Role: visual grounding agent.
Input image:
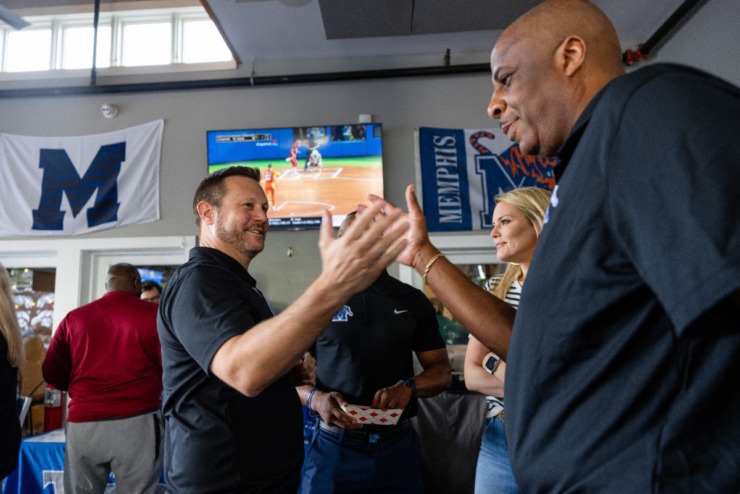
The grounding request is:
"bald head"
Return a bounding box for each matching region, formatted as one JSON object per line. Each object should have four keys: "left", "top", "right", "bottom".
{"left": 505, "top": 0, "right": 623, "bottom": 74}
{"left": 488, "top": 0, "right": 625, "bottom": 156}
{"left": 105, "top": 263, "right": 141, "bottom": 295}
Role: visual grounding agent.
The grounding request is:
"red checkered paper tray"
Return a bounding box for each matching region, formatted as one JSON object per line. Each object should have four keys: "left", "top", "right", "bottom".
{"left": 340, "top": 403, "right": 403, "bottom": 426}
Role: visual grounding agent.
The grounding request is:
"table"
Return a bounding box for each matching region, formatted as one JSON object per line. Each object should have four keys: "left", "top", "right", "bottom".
{"left": 2, "top": 429, "right": 66, "bottom": 494}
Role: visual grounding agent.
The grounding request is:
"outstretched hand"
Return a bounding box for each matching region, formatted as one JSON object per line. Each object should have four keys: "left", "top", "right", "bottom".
{"left": 316, "top": 197, "right": 408, "bottom": 296}
{"left": 368, "top": 184, "right": 438, "bottom": 272}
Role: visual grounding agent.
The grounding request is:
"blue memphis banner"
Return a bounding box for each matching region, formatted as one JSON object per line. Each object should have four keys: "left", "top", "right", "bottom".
{"left": 0, "top": 120, "right": 163, "bottom": 236}
{"left": 418, "top": 127, "right": 557, "bottom": 232}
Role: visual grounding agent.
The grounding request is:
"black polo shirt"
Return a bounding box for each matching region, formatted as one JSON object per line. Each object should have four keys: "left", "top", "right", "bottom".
{"left": 314, "top": 270, "right": 445, "bottom": 420}
{"left": 506, "top": 64, "right": 740, "bottom": 492}
{"left": 158, "top": 247, "right": 303, "bottom": 493}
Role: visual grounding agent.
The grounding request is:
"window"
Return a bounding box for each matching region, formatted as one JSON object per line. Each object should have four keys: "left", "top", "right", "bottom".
{"left": 0, "top": 7, "right": 234, "bottom": 77}
{"left": 4, "top": 28, "right": 52, "bottom": 72}
{"left": 121, "top": 21, "right": 172, "bottom": 67}
{"left": 61, "top": 25, "right": 112, "bottom": 69}
{"left": 182, "top": 19, "right": 232, "bottom": 64}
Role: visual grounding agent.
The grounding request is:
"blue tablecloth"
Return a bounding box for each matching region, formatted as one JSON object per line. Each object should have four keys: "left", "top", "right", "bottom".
{"left": 4, "top": 412, "right": 318, "bottom": 493}
{"left": 3, "top": 427, "right": 168, "bottom": 493}
{"left": 3, "top": 429, "right": 65, "bottom": 494}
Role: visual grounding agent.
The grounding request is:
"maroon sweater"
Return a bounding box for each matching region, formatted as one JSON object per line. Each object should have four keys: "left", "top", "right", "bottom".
{"left": 43, "top": 291, "right": 161, "bottom": 422}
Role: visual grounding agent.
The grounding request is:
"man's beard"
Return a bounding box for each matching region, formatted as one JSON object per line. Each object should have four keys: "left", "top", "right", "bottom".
{"left": 216, "top": 221, "right": 264, "bottom": 260}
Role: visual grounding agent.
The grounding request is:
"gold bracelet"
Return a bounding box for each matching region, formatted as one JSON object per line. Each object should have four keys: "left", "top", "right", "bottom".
{"left": 422, "top": 253, "right": 445, "bottom": 283}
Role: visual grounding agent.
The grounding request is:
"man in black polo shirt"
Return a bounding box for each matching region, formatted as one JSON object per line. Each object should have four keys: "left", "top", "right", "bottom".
{"left": 299, "top": 212, "right": 451, "bottom": 493}
{"left": 394, "top": 0, "right": 740, "bottom": 492}
{"left": 158, "top": 166, "right": 408, "bottom": 493}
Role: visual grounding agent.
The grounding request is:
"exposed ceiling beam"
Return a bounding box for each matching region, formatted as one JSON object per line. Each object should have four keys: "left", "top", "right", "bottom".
{"left": 0, "top": 3, "right": 30, "bottom": 29}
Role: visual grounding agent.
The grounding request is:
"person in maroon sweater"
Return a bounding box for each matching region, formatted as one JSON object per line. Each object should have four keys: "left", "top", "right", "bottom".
{"left": 43, "top": 263, "right": 163, "bottom": 494}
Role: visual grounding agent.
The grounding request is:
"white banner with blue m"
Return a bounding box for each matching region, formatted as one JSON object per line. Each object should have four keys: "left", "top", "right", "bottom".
{"left": 0, "top": 120, "right": 163, "bottom": 236}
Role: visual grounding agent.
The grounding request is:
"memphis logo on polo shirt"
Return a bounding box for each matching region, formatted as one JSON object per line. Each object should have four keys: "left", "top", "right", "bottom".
{"left": 332, "top": 305, "right": 354, "bottom": 322}
{"left": 0, "top": 120, "right": 163, "bottom": 236}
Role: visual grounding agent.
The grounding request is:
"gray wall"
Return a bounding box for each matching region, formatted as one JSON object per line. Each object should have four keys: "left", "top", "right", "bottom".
{"left": 0, "top": 75, "right": 494, "bottom": 310}
{"left": 647, "top": 0, "right": 740, "bottom": 85}
{"left": 0, "top": 0, "right": 737, "bottom": 310}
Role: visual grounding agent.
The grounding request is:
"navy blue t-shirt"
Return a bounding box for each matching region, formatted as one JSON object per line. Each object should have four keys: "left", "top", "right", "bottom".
{"left": 158, "top": 247, "right": 303, "bottom": 493}
{"left": 506, "top": 64, "right": 740, "bottom": 493}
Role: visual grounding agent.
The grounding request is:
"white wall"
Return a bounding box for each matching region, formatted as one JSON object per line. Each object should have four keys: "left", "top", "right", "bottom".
{"left": 0, "top": 0, "right": 737, "bottom": 316}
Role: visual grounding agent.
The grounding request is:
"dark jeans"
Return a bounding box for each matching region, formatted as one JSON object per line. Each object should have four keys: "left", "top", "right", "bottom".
{"left": 301, "top": 421, "right": 424, "bottom": 494}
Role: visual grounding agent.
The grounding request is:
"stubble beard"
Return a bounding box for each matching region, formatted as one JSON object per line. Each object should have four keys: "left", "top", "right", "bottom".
{"left": 216, "top": 222, "right": 264, "bottom": 260}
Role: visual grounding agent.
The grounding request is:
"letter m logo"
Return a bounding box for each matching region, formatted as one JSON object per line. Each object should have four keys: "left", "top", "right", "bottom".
{"left": 32, "top": 142, "right": 126, "bottom": 231}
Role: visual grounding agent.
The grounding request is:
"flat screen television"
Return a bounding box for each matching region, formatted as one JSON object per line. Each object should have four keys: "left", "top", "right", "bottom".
{"left": 206, "top": 123, "right": 384, "bottom": 229}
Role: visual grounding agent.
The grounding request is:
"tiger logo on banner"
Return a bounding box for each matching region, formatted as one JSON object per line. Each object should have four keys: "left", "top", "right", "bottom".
{"left": 417, "top": 127, "right": 556, "bottom": 232}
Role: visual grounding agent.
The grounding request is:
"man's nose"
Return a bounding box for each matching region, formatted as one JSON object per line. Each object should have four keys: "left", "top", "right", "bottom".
{"left": 488, "top": 89, "right": 505, "bottom": 120}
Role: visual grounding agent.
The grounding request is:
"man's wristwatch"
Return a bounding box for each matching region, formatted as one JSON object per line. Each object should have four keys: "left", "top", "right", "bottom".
{"left": 398, "top": 377, "right": 417, "bottom": 397}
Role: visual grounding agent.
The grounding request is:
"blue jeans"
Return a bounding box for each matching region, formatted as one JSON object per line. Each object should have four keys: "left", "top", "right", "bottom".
{"left": 474, "top": 416, "right": 520, "bottom": 494}
{"left": 301, "top": 421, "right": 424, "bottom": 494}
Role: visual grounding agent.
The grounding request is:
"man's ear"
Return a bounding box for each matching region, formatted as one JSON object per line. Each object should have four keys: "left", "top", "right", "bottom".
{"left": 197, "top": 201, "right": 215, "bottom": 226}
{"left": 557, "top": 35, "right": 586, "bottom": 77}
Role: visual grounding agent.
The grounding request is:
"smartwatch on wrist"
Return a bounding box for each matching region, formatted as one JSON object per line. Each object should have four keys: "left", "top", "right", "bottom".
{"left": 483, "top": 352, "right": 501, "bottom": 374}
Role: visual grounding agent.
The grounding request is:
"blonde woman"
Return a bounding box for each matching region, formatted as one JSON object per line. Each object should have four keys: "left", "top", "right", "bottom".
{"left": 0, "top": 263, "right": 24, "bottom": 479}
{"left": 464, "top": 187, "right": 551, "bottom": 494}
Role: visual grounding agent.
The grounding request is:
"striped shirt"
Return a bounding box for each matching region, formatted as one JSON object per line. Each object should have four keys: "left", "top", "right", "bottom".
{"left": 482, "top": 274, "right": 521, "bottom": 418}
{"left": 484, "top": 273, "right": 522, "bottom": 309}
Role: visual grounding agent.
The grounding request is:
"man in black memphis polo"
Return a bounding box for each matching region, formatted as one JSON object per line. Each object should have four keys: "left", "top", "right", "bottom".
{"left": 299, "top": 212, "right": 452, "bottom": 493}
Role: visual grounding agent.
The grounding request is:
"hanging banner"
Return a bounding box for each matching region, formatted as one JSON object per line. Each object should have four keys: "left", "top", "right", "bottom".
{"left": 418, "top": 127, "right": 557, "bottom": 232}
{"left": 0, "top": 120, "right": 163, "bottom": 236}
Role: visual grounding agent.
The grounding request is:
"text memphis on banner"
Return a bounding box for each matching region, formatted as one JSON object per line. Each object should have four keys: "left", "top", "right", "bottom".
{"left": 0, "top": 120, "right": 164, "bottom": 237}
{"left": 418, "top": 127, "right": 557, "bottom": 232}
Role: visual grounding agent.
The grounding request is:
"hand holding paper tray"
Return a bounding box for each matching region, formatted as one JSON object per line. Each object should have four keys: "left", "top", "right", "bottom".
{"left": 340, "top": 403, "right": 403, "bottom": 426}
